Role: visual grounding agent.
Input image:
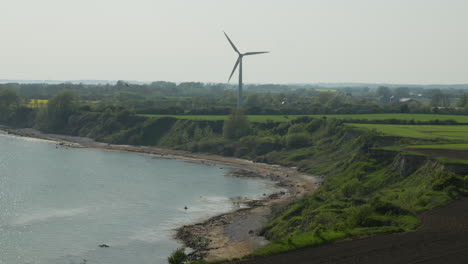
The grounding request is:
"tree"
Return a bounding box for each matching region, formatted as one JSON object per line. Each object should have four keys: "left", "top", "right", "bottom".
{"left": 376, "top": 86, "right": 391, "bottom": 103}
{"left": 0, "top": 87, "right": 22, "bottom": 123}
{"left": 168, "top": 248, "right": 188, "bottom": 264}
{"left": 325, "top": 94, "right": 343, "bottom": 109}
{"left": 393, "top": 87, "right": 410, "bottom": 99}
{"left": 457, "top": 94, "right": 467, "bottom": 107}
{"left": 246, "top": 93, "right": 260, "bottom": 107}
{"left": 38, "top": 90, "right": 78, "bottom": 132}
{"left": 312, "top": 92, "right": 335, "bottom": 105}
{"left": 430, "top": 91, "right": 450, "bottom": 107}
{"left": 400, "top": 104, "right": 410, "bottom": 113}
{"left": 223, "top": 108, "right": 250, "bottom": 140}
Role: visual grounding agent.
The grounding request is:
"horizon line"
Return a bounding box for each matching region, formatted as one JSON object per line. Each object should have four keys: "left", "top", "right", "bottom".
{"left": 1, "top": 79, "right": 468, "bottom": 87}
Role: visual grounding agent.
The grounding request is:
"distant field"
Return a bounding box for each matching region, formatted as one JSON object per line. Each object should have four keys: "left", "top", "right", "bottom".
{"left": 140, "top": 114, "right": 227, "bottom": 121}
{"left": 408, "top": 144, "right": 468, "bottom": 150}
{"left": 349, "top": 124, "right": 468, "bottom": 141}
{"left": 314, "top": 89, "right": 336, "bottom": 92}
{"left": 25, "top": 99, "right": 98, "bottom": 108}
{"left": 139, "top": 114, "right": 468, "bottom": 123}
{"left": 25, "top": 99, "right": 48, "bottom": 108}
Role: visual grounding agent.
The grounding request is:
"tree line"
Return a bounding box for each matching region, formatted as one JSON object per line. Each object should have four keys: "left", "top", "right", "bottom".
{"left": 0, "top": 85, "right": 468, "bottom": 134}
{"left": 1, "top": 82, "right": 467, "bottom": 117}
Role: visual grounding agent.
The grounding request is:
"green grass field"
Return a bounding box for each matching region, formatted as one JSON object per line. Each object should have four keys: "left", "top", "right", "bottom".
{"left": 407, "top": 144, "right": 468, "bottom": 150}
{"left": 349, "top": 124, "right": 468, "bottom": 141}
{"left": 139, "top": 113, "right": 468, "bottom": 123}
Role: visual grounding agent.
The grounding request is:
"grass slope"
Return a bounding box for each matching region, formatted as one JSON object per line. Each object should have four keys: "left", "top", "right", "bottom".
{"left": 251, "top": 145, "right": 468, "bottom": 257}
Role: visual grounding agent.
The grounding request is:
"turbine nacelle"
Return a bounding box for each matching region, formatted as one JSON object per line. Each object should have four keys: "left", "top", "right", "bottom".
{"left": 224, "top": 32, "right": 269, "bottom": 82}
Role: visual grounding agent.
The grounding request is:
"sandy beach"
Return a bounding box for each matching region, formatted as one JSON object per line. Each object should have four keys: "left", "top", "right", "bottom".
{"left": 1, "top": 128, "right": 321, "bottom": 261}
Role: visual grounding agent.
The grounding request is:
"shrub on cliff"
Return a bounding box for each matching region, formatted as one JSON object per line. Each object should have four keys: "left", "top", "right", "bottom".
{"left": 223, "top": 108, "right": 250, "bottom": 140}
{"left": 286, "top": 132, "right": 311, "bottom": 149}
{"left": 168, "top": 247, "right": 188, "bottom": 264}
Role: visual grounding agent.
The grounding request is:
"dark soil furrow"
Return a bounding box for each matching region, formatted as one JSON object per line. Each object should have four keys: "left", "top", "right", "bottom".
{"left": 233, "top": 197, "right": 468, "bottom": 264}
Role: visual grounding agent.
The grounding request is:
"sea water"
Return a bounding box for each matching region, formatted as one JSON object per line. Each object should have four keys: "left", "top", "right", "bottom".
{"left": 0, "top": 133, "right": 277, "bottom": 264}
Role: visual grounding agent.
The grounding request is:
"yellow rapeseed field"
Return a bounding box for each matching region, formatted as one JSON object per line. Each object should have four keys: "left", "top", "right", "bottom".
{"left": 26, "top": 99, "right": 48, "bottom": 108}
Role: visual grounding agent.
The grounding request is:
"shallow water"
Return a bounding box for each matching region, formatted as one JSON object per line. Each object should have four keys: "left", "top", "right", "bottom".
{"left": 0, "top": 133, "right": 278, "bottom": 264}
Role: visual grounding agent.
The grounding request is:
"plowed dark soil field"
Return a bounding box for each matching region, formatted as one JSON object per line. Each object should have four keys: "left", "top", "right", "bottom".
{"left": 233, "top": 197, "right": 468, "bottom": 264}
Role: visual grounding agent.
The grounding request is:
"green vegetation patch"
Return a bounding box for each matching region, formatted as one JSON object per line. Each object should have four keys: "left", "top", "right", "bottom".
{"left": 139, "top": 114, "right": 228, "bottom": 121}
{"left": 138, "top": 114, "right": 468, "bottom": 123}
{"left": 252, "top": 149, "right": 468, "bottom": 257}
{"left": 349, "top": 124, "right": 468, "bottom": 141}
{"left": 409, "top": 144, "right": 468, "bottom": 150}
{"left": 435, "top": 157, "right": 468, "bottom": 165}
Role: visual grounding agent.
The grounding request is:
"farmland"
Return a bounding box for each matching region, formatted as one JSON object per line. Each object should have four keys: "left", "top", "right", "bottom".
{"left": 349, "top": 123, "right": 468, "bottom": 162}
{"left": 408, "top": 143, "right": 468, "bottom": 150}
{"left": 25, "top": 99, "right": 48, "bottom": 108}
{"left": 349, "top": 123, "right": 468, "bottom": 141}
{"left": 24, "top": 99, "right": 98, "bottom": 109}
{"left": 139, "top": 113, "right": 468, "bottom": 123}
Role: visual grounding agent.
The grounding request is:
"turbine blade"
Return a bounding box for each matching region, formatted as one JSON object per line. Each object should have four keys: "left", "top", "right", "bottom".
{"left": 244, "top": 51, "right": 269, "bottom": 56}
{"left": 224, "top": 32, "right": 240, "bottom": 54}
{"left": 228, "top": 57, "right": 240, "bottom": 82}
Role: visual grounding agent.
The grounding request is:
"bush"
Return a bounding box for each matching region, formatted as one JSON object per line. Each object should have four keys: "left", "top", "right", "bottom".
{"left": 371, "top": 198, "right": 411, "bottom": 215}
{"left": 286, "top": 132, "right": 311, "bottom": 149}
{"left": 341, "top": 179, "right": 364, "bottom": 198}
{"left": 305, "top": 119, "right": 324, "bottom": 133}
{"left": 432, "top": 172, "right": 464, "bottom": 192}
{"left": 287, "top": 124, "right": 305, "bottom": 134}
{"left": 168, "top": 247, "right": 188, "bottom": 264}
{"left": 239, "top": 135, "right": 282, "bottom": 156}
{"left": 223, "top": 109, "right": 250, "bottom": 140}
{"left": 347, "top": 204, "right": 375, "bottom": 227}
{"left": 193, "top": 137, "right": 227, "bottom": 153}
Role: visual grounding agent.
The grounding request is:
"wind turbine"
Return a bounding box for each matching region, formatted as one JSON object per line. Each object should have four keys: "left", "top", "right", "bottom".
{"left": 224, "top": 32, "right": 269, "bottom": 107}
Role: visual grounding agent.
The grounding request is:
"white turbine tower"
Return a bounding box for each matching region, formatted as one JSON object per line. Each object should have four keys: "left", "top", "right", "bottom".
{"left": 224, "top": 32, "right": 269, "bottom": 108}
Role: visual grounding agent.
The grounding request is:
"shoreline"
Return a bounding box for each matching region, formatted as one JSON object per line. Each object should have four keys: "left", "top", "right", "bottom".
{"left": 1, "top": 128, "right": 321, "bottom": 261}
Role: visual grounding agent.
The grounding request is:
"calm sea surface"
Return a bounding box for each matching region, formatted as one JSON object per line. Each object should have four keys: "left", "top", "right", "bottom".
{"left": 0, "top": 133, "right": 277, "bottom": 264}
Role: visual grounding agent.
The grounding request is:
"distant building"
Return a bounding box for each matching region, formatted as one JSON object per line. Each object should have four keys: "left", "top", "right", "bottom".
{"left": 399, "top": 98, "right": 419, "bottom": 103}
{"left": 431, "top": 106, "right": 465, "bottom": 112}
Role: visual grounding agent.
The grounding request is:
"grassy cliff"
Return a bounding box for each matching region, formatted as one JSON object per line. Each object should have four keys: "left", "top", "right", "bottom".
{"left": 250, "top": 138, "right": 468, "bottom": 256}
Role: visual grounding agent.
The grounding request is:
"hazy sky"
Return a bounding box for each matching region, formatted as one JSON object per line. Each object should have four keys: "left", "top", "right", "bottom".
{"left": 1, "top": 0, "right": 467, "bottom": 84}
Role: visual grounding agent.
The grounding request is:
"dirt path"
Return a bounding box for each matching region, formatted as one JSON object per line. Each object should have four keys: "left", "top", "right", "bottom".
{"left": 1, "top": 128, "right": 321, "bottom": 261}
{"left": 231, "top": 197, "right": 468, "bottom": 264}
